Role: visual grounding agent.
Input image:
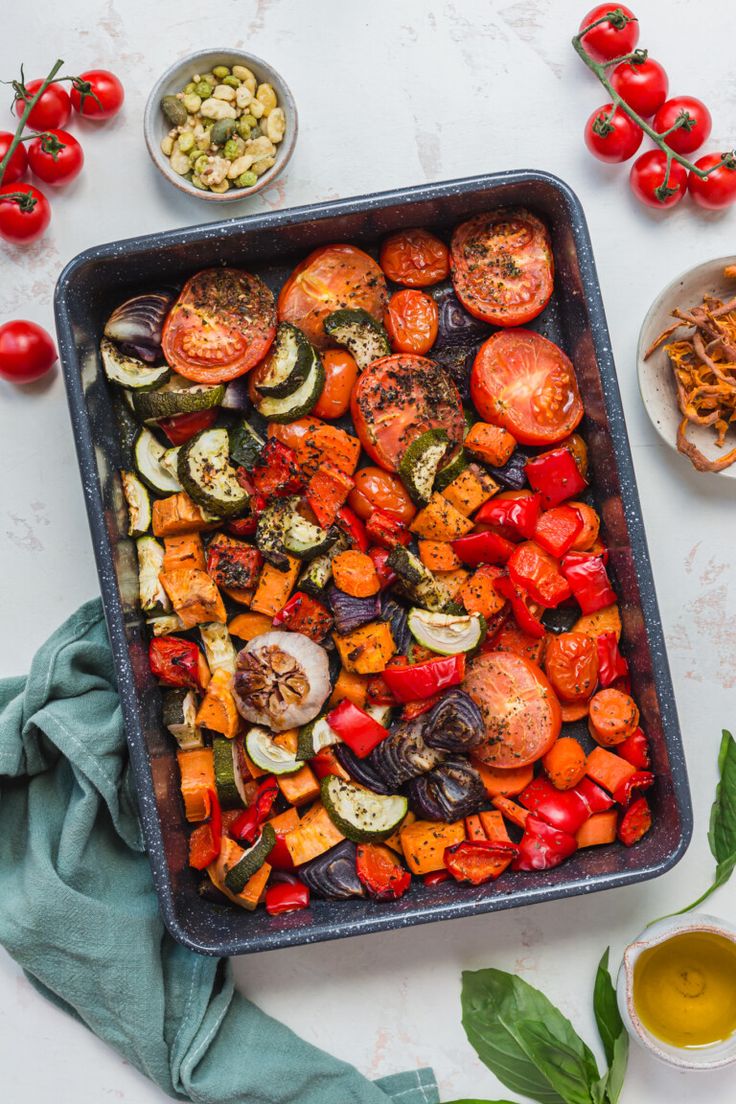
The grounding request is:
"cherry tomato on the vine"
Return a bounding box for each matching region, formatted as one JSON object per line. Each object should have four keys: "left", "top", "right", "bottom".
{"left": 27, "top": 129, "right": 84, "bottom": 186}
{"left": 0, "top": 320, "right": 57, "bottom": 384}
{"left": 584, "top": 103, "right": 642, "bottom": 163}
{"left": 14, "top": 79, "right": 71, "bottom": 130}
{"left": 70, "top": 70, "right": 125, "bottom": 120}
{"left": 384, "top": 289, "right": 439, "bottom": 355}
{"left": 629, "top": 150, "right": 688, "bottom": 209}
{"left": 653, "top": 96, "right": 711, "bottom": 156}
{"left": 0, "top": 183, "right": 51, "bottom": 243}
{"left": 0, "top": 132, "right": 28, "bottom": 184}
{"left": 688, "top": 154, "right": 736, "bottom": 211}
{"left": 610, "top": 57, "right": 668, "bottom": 118}
{"left": 313, "top": 349, "right": 359, "bottom": 419}
{"left": 578, "top": 4, "right": 639, "bottom": 62}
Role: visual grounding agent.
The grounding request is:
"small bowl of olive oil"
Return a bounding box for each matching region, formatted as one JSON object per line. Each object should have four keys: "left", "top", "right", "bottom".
{"left": 617, "top": 915, "right": 736, "bottom": 1069}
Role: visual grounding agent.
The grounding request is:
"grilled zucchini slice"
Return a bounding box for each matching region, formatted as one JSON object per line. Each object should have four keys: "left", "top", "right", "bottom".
{"left": 134, "top": 428, "right": 183, "bottom": 494}
{"left": 323, "top": 308, "right": 390, "bottom": 370}
{"left": 100, "top": 337, "right": 171, "bottom": 391}
{"left": 120, "top": 470, "right": 151, "bottom": 536}
{"left": 250, "top": 349, "right": 324, "bottom": 423}
{"left": 254, "top": 322, "right": 317, "bottom": 398}
{"left": 178, "top": 428, "right": 248, "bottom": 517}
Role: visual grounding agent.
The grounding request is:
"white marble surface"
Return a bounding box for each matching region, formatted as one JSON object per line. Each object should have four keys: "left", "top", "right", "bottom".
{"left": 1, "top": 1, "right": 735, "bottom": 1101}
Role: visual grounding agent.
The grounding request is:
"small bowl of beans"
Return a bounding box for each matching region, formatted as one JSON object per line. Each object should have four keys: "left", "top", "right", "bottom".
{"left": 144, "top": 48, "right": 298, "bottom": 202}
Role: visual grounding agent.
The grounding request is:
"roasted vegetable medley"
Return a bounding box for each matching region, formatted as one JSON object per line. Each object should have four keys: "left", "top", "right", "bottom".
{"left": 107, "top": 207, "right": 654, "bottom": 915}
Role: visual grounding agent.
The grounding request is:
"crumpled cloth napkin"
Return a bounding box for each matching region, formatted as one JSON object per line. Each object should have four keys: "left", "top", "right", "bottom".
{"left": 0, "top": 598, "right": 439, "bottom": 1104}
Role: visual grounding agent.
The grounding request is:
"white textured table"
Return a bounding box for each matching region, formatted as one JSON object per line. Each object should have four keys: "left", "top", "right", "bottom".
{"left": 2, "top": 2, "right": 735, "bottom": 1100}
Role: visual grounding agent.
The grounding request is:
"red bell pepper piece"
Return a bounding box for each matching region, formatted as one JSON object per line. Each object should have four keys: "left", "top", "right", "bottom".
{"left": 507, "top": 541, "right": 572, "bottom": 608}
{"left": 310, "top": 746, "right": 346, "bottom": 780}
{"left": 306, "top": 463, "right": 354, "bottom": 529}
{"left": 148, "top": 636, "right": 203, "bottom": 690}
{"left": 231, "top": 777, "right": 279, "bottom": 844}
{"left": 519, "top": 778, "right": 590, "bottom": 834}
{"left": 251, "top": 439, "right": 304, "bottom": 498}
{"left": 533, "top": 505, "right": 584, "bottom": 558}
{"left": 475, "top": 493, "right": 542, "bottom": 540}
{"left": 326, "top": 699, "right": 389, "bottom": 758}
{"left": 451, "top": 529, "right": 515, "bottom": 566}
{"left": 492, "top": 574, "right": 546, "bottom": 638}
{"left": 423, "top": 870, "right": 450, "bottom": 886}
{"left": 366, "top": 672, "right": 398, "bottom": 706}
{"left": 381, "top": 653, "right": 466, "bottom": 703}
{"left": 524, "top": 448, "right": 587, "bottom": 508}
{"left": 617, "top": 727, "right": 650, "bottom": 770}
{"left": 336, "top": 505, "right": 369, "bottom": 552}
{"left": 596, "top": 631, "right": 629, "bottom": 687}
{"left": 365, "top": 509, "right": 411, "bottom": 549}
{"left": 206, "top": 538, "right": 262, "bottom": 592}
{"left": 356, "top": 843, "right": 411, "bottom": 901}
{"left": 614, "top": 769, "right": 654, "bottom": 807}
{"left": 574, "top": 776, "right": 615, "bottom": 814}
{"left": 272, "top": 591, "right": 333, "bottom": 642}
{"left": 402, "top": 694, "right": 442, "bottom": 720}
{"left": 512, "top": 814, "right": 578, "bottom": 871}
{"left": 444, "top": 839, "right": 519, "bottom": 885}
{"left": 266, "top": 833, "right": 295, "bottom": 872}
{"left": 265, "top": 881, "right": 310, "bottom": 915}
{"left": 159, "top": 408, "right": 219, "bottom": 445}
{"left": 368, "top": 546, "right": 397, "bottom": 588}
{"left": 617, "top": 796, "right": 652, "bottom": 846}
{"left": 561, "top": 550, "right": 617, "bottom": 614}
{"left": 188, "top": 789, "right": 222, "bottom": 869}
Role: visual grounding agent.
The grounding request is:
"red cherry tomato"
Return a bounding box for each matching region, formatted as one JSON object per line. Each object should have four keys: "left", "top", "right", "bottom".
{"left": 379, "top": 228, "right": 450, "bottom": 287}
{"left": 0, "top": 183, "right": 51, "bottom": 243}
{"left": 0, "top": 132, "right": 28, "bottom": 184}
{"left": 0, "top": 320, "right": 57, "bottom": 384}
{"left": 653, "top": 96, "right": 711, "bottom": 156}
{"left": 312, "top": 349, "right": 358, "bottom": 419}
{"left": 610, "top": 57, "right": 668, "bottom": 118}
{"left": 629, "top": 150, "right": 688, "bottom": 209}
{"left": 688, "top": 154, "right": 736, "bottom": 211}
{"left": 27, "top": 129, "right": 84, "bottom": 186}
{"left": 348, "top": 466, "right": 416, "bottom": 524}
{"left": 14, "top": 79, "right": 71, "bottom": 130}
{"left": 384, "top": 289, "right": 439, "bottom": 354}
{"left": 70, "top": 70, "right": 125, "bottom": 120}
{"left": 578, "top": 4, "right": 639, "bottom": 62}
{"left": 584, "top": 103, "right": 642, "bottom": 163}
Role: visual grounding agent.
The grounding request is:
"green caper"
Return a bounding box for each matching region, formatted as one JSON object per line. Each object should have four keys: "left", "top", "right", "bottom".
{"left": 211, "top": 118, "right": 236, "bottom": 146}
{"left": 222, "top": 74, "right": 241, "bottom": 89}
{"left": 193, "top": 155, "right": 210, "bottom": 175}
{"left": 194, "top": 80, "right": 213, "bottom": 99}
{"left": 223, "top": 138, "right": 241, "bottom": 160}
{"left": 235, "top": 170, "right": 258, "bottom": 188}
{"left": 237, "top": 119, "right": 252, "bottom": 140}
{"left": 212, "top": 65, "right": 230, "bottom": 79}
{"left": 161, "top": 94, "right": 188, "bottom": 127}
{"left": 183, "top": 82, "right": 196, "bottom": 94}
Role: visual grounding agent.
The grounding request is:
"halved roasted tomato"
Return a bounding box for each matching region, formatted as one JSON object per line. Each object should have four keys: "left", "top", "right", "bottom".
{"left": 450, "top": 208, "right": 553, "bottom": 326}
{"left": 470, "top": 329, "right": 584, "bottom": 446}
{"left": 277, "top": 243, "right": 388, "bottom": 348}
{"left": 162, "top": 268, "right": 276, "bottom": 383}
{"left": 351, "top": 354, "right": 465, "bottom": 471}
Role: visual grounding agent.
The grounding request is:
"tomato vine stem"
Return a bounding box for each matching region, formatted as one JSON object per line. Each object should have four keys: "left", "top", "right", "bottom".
{"left": 0, "top": 59, "right": 65, "bottom": 189}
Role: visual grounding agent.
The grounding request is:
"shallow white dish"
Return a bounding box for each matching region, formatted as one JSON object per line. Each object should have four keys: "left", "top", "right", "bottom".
{"left": 637, "top": 256, "right": 736, "bottom": 479}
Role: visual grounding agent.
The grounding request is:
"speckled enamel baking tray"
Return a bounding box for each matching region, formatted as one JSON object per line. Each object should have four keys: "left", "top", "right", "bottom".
{"left": 54, "top": 172, "right": 693, "bottom": 956}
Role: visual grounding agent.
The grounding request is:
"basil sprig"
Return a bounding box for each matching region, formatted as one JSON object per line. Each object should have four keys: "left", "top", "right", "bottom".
{"left": 445, "top": 950, "right": 627, "bottom": 1104}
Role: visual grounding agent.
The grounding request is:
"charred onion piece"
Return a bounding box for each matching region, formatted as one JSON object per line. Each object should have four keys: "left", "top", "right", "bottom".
{"left": 408, "top": 757, "right": 485, "bottom": 822}
{"left": 233, "top": 630, "right": 331, "bottom": 731}
{"left": 104, "top": 291, "right": 174, "bottom": 361}
{"left": 423, "top": 689, "right": 485, "bottom": 753}
{"left": 299, "top": 840, "right": 365, "bottom": 899}
{"left": 370, "top": 717, "right": 446, "bottom": 788}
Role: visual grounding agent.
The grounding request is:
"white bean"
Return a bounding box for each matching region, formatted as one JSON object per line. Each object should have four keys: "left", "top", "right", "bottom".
{"left": 169, "top": 142, "right": 191, "bottom": 175}
{"left": 252, "top": 155, "right": 276, "bottom": 176}
{"left": 200, "top": 98, "right": 237, "bottom": 121}
{"left": 213, "top": 84, "right": 236, "bottom": 102}
{"left": 265, "top": 108, "right": 285, "bottom": 144}
{"left": 228, "top": 153, "right": 255, "bottom": 179}
{"left": 160, "top": 134, "right": 174, "bottom": 156}
{"left": 235, "top": 84, "right": 253, "bottom": 110}
{"left": 256, "top": 83, "right": 277, "bottom": 116}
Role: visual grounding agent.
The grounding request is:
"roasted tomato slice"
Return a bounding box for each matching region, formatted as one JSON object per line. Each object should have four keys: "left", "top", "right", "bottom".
{"left": 351, "top": 354, "right": 465, "bottom": 471}
{"left": 471, "top": 329, "right": 584, "bottom": 446}
{"left": 450, "top": 208, "right": 553, "bottom": 326}
{"left": 277, "top": 243, "right": 388, "bottom": 348}
{"left": 464, "top": 651, "right": 561, "bottom": 768}
{"left": 162, "top": 268, "right": 276, "bottom": 383}
{"left": 379, "top": 228, "right": 450, "bottom": 287}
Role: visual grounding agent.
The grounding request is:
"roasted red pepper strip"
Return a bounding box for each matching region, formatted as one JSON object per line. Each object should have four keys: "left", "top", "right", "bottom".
{"left": 507, "top": 542, "right": 572, "bottom": 608}
{"left": 365, "top": 509, "right": 411, "bottom": 549}
{"left": 366, "top": 672, "right": 398, "bottom": 706}
{"left": 475, "top": 493, "right": 542, "bottom": 540}
{"left": 206, "top": 538, "right": 262, "bottom": 592}
{"left": 519, "top": 778, "right": 590, "bottom": 834}
{"left": 444, "top": 839, "right": 519, "bottom": 885}
{"left": 533, "top": 505, "right": 584, "bottom": 558}
{"left": 423, "top": 870, "right": 450, "bottom": 886}
{"left": 159, "top": 408, "right": 219, "bottom": 445}
{"left": 310, "top": 746, "right": 346, "bottom": 780}
{"left": 618, "top": 797, "right": 652, "bottom": 846}
{"left": 336, "top": 505, "right": 369, "bottom": 551}
{"left": 356, "top": 843, "right": 411, "bottom": 900}
{"left": 492, "top": 574, "right": 546, "bottom": 638}
{"left": 149, "top": 636, "right": 202, "bottom": 690}
{"left": 382, "top": 653, "right": 466, "bottom": 703}
{"left": 596, "top": 631, "right": 629, "bottom": 687}
{"left": 326, "top": 699, "right": 389, "bottom": 758}
{"left": 251, "top": 439, "right": 304, "bottom": 498}
{"left": 265, "top": 881, "right": 310, "bottom": 915}
{"left": 451, "top": 529, "right": 515, "bottom": 566}
{"left": 617, "top": 727, "right": 650, "bottom": 770}
{"left": 231, "top": 777, "right": 279, "bottom": 844}
{"left": 272, "top": 590, "right": 333, "bottom": 642}
{"left": 614, "top": 770, "right": 654, "bottom": 807}
{"left": 574, "top": 776, "right": 615, "bottom": 814}
{"left": 402, "top": 694, "right": 442, "bottom": 720}
{"left": 368, "top": 545, "right": 397, "bottom": 588}
{"left": 525, "top": 448, "right": 587, "bottom": 508}
{"left": 561, "top": 550, "right": 617, "bottom": 614}
{"left": 512, "top": 814, "right": 578, "bottom": 871}
{"left": 188, "top": 789, "right": 222, "bottom": 869}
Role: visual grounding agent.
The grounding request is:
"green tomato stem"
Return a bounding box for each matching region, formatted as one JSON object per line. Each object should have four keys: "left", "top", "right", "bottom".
{"left": 0, "top": 58, "right": 64, "bottom": 187}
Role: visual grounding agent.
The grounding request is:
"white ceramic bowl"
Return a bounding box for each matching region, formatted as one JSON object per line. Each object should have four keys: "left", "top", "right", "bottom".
{"left": 143, "top": 48, "right": 298, "bottom": 203}
{"left": 637, "top": 256, "right": 736, "bottom": 479}
{"left": 617, "top": 913, "right": 736, "bottom": 1070}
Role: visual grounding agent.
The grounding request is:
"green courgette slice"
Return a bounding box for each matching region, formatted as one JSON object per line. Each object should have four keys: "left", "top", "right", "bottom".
{"left": 407, "top": 608, "right": 485, "bottom": 655}
{"left": 433, "top": 447, "right": 468, "bottom": 492}
{"left": 132, "top": 378, "right": 225, "bottom": 423}
{"left": 323, "top": 308, "right": 391, "bottom": 370}
{"left": 387, "top": 546, "right": 451, "bottom": 612}
{"left": 224, "top": 824, "right": 276, "bottom": 894}
{"left": 120, "top": 470, "right": 152, "bottom": 536}
{"left": 100, "top": 337, "right": 171, "bottom": 391}
{"left": 321, "top": 776, "right": 408, "bottom": 843}
{"left": 228, "top": 420, "right": 265, "bottom": 470}
{"left": 213, "top": 735, "right": 250, "bottom": 808}
{"left": 134, "top": 428, "right": 183, "bottom": 494}
{"left": 254, "top": 322, "right": 317, "bottom": 398}
{"left": 178, "top": 427, "right": 248, "bottom": 517}
{"left": 251, "top": 350, "right": 324, "bottom": 423}
{"left": 245, "top": 726, "right": 305, "bottom": 776}
{"left": 146, "top": 613, "right": 185, "bottom": 636}
{"left": 297, "top": 714, "right": 340, "bottom": 760}
{"left": 398, "top": 429, "right": 449, "bottom": 506}
{"left": 162, "top": 689, "right": 202, "bottom": 750}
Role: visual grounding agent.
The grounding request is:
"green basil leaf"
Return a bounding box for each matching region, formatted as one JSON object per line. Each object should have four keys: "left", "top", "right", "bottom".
{"left": 604, "top": 1030, "right": 629, "bottom": 1104}
{"left": 514, "top": 1019, "right": 600, "bottom": 1104}
{"left": 461, "top": 969, "right": 601, "bottom": 1104}
{"left": 593, "top": 949, "right": 623, "bottom": 1067}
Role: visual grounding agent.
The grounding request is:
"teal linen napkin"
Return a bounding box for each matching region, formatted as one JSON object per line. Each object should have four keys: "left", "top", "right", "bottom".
{"left": 0, "top": 599, "right": 439, "bottom": 1104}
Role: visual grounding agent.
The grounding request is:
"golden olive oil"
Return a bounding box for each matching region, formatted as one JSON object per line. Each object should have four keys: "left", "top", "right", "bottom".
{"left": 633, "top": 931, "right": 736, "bottom": 1048}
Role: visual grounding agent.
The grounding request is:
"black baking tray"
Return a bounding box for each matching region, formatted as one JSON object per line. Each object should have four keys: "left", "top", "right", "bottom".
{"left": 54, "top": 171, "right": 692, "bottom": 956}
